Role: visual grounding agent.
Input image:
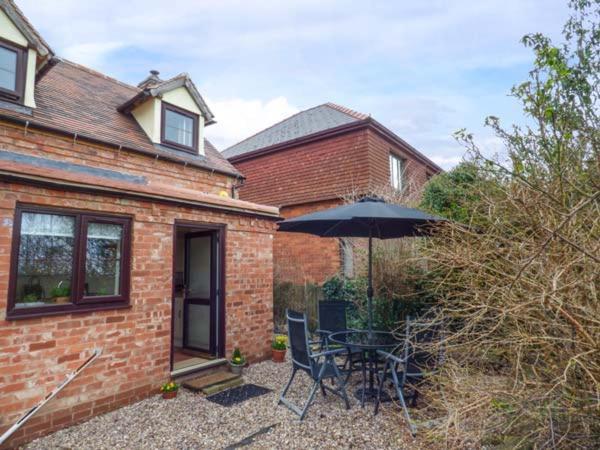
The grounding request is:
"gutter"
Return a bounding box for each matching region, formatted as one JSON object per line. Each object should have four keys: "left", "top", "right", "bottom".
{"left": 0, "top": 114, "right": 243, "bottom": 180}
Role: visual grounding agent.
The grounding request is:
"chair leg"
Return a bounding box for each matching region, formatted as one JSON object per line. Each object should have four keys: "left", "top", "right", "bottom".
{"left": 299, "top": 380, "right": 320, "bottom": 420}
{"left": 411, "top": 384, "right": 419, "bottom": 407}
{"left": 360, "top": 352, "right": 367, "bottom": 407}
{"left": 279, "top": 367, "right": 297, "bottom": 405}
{"left": 391, "top": 369, "right": 416, "bottom": 436}
{"left": 331, "top": 356, "right": 350, "bottom": 410}
{"left": 374, "top": 360, "right": 389, "bottom": 415}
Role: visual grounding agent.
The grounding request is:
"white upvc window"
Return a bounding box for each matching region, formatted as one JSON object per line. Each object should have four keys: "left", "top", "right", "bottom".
{"left": 389, "top": 153, "right": 405, "bottom": 191}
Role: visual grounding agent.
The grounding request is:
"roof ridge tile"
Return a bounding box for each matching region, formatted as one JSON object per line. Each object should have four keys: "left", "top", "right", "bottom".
{"left": 324, "top": 102, "right": 369, "bottom": 120}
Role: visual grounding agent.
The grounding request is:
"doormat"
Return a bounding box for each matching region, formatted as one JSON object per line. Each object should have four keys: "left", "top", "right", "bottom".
{"left": 206, "top": 383, "right": 271, "bottom": 407}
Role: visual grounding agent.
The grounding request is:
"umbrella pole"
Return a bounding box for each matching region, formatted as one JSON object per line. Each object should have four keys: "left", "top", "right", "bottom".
{"left": 367, "top": 230, "right": 373, "bottom": 337}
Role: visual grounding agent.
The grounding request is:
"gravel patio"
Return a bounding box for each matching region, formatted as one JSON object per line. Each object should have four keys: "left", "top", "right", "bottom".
{"left": 26, "top": 358, "right": 425, "bottom": 449}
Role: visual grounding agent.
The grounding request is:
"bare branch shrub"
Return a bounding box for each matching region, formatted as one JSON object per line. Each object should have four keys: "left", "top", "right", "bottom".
{"left": 421, "top": 1, "right": 600, "bottom": 447}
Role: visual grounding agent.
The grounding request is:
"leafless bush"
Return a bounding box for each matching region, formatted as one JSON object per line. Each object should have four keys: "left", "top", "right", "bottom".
{"left": 420, "top": 2, "right": 600, "bottom": 444}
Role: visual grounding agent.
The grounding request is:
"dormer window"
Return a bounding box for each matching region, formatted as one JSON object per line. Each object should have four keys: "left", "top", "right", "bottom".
{"left": 161, "top": 102, "right": 199, "bottom": 154}
{"left": 0, "top": 39, "right": 26, "bottom": 103}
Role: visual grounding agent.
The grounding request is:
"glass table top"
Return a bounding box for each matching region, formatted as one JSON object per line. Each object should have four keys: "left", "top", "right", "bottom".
{"left": 328, "top": 330, "right": 399, "bottom": 349}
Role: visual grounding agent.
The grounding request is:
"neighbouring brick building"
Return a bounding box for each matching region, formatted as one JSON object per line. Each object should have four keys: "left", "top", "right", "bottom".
{"left": 223, "top": 103, "right": 443, "bottom": 286}
{"left": 0, "top": 1, "right": 278, "bottom": 447}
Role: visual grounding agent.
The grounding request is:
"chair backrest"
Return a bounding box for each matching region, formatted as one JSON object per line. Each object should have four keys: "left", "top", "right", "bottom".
{"left": 404, "top": 315, "right": 445, "bottom": 374}
{"left": 318, "top": 301, "right": 348, "bottom": 334}
{"left": 286, "top": 309, "right": 312, "bottom": 371}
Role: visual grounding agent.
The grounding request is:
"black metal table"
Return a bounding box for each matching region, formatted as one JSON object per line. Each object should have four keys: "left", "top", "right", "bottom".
{"left": 328, "top": 330, "right": 399, "bottom": 406}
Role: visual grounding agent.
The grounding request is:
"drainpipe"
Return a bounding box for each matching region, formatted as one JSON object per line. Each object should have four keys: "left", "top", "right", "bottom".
{"left": 231, "top": 176, "right": 244, "bottom": 199}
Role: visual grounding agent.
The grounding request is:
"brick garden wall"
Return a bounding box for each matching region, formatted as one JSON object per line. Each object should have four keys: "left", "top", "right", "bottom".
{"left": 0, "top": 123, "right": 276, "bottom": 448}
{"left": 274, "top": 199, "right": 343, "bottom": 285}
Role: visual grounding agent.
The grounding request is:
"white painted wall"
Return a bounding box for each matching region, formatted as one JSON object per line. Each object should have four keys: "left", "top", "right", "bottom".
{"left": 132, "top": 97, "right": 161, "bottom": 142}
{"left": 0, "top": 9, "right": 27, "bottom": 46}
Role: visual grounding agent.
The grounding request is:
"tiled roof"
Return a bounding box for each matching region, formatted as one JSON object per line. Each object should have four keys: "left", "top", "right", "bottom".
{"left": 222, "top": 103, "right": 369, "bottom": 159}
{"left": 0, "top": 59, "right": 239, "bottom": 177}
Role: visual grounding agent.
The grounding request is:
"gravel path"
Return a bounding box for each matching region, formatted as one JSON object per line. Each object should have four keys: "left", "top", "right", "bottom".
{"left": 26, "top": 358, "right": 424, "bottom": 449}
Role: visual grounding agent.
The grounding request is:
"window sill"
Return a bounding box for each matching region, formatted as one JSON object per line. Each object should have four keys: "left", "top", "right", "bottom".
{"left": 159, "top": 140, "right": 199, "bottom": 155}
{"left": 5, "top": 302, "right": 131, "bottom": 321}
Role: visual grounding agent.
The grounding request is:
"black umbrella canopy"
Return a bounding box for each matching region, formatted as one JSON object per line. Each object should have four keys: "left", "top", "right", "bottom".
{"left": 278, "top": 196, "right": 445, "bottom": 337}
{"left": 277, "top": 197, "right": 445, "bottom": 238}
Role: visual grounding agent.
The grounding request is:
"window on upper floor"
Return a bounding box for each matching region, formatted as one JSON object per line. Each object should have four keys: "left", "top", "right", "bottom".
{"left": 0, "top": 39, "right": 26, "bottom": 104}
{"left": 389, "top": 153, "right": 405, "bottom": 191}
{"left": 6, "top": 205, "right": 132, "bottom": 319}
{"left": 161, "top": 102, "right": 199, "bottom": 153}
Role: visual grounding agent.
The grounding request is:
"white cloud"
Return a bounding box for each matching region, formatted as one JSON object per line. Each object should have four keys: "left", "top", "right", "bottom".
{"left": 204, "top": 97, "right": 299, "bottom": 150}
{"left": 430, "top": 155, "right": 464, "bottom": 170}
{"left": 15, "top": 0, "right": 569, "bottom": 169}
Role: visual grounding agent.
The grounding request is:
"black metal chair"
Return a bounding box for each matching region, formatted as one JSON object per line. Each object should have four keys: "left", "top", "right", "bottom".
{"left": 374, "top": 315, "right": 445, "bottom": 436}
{"left": 279, "top": 309, "right": 351, "bottom": 420}
{"left": 315, "top": 301, "right": 363, "bottom": 379}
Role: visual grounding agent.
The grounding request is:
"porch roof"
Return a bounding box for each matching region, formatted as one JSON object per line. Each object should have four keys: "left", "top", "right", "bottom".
{"left": 0, "top": 152, "right": 280, "bottom": 219}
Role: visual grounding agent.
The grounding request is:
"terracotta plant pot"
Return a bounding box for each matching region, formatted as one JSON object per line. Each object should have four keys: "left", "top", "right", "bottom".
{"left": 162, "top": 390, "right": 178, "bottom": 400}
{"left": 54, "top": 296, "right": 70, "bottom": 304}
{"left": 272, "top": 348, "right": 286, "bottom": 363}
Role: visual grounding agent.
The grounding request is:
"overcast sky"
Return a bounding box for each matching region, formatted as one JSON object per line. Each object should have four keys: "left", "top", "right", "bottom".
{"left": 18, "top": 0, "right": 570, "bottom": 169}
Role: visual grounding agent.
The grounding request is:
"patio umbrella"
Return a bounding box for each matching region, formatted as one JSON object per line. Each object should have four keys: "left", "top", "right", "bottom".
{"left": 277, "top": 196, "right": 445, "bottom": 336}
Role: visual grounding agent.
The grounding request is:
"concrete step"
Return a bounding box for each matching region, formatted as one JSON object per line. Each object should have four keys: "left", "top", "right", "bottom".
{"left": 202, "top": 376, "right": 244, "bottom": 396}
{"left": 182, "top": 371, "right": 240, "bottom": 392}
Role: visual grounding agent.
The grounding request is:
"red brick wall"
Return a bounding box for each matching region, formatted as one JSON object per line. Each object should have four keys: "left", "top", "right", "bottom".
{"left": 0, "top": 121, "right": 233, "bottom": 196}
{"left": 233, "top": 129, "right": 370, "bottom": 207}
{"left": 366, "top": 128, "right": 434, "bottom": 195}
{"left": 274, "top": 199, "right": 343, "bottom": 285}
{"left": 231, "top": 125, "right": 440, "bottom": 287}
{"left": 0, "top": 125, "right": 275, "bottom": 447}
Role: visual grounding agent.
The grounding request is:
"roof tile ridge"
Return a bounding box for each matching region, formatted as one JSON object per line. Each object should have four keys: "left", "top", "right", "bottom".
{"left": 324, "top": 102, "right": 369, "bottom": 120}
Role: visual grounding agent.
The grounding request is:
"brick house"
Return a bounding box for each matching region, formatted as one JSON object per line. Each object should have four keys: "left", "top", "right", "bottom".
{"left": 223, "top": 103, "right": 442, "bottom": 286}
{"left": 0, "top": 1, "right": 278, "bottom": 446}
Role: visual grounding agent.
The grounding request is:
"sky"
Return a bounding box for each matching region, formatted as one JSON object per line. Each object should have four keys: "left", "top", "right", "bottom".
{"left": 17, "top": 0, "right": 570, "bottom": 170}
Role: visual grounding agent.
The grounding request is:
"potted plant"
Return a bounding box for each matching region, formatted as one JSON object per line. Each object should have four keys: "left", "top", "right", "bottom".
{"left": 21, "top": 293, "right": 44, "bottom": 305}
{"left": 159, "top": 381, "right": 179, "bottom": 399}
{"left": 229, "top": 347, "right": 246, "bottom": 375}
{"left": 50, "top": 284, "right": 71, "bottom": 304}
{"left": 272, "top": 335, "right": 287, "bottom": 363}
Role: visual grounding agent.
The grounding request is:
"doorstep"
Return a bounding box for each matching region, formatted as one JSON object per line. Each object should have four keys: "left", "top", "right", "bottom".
{"left": 170, "top": 357, "right": 228, "bottom": 378}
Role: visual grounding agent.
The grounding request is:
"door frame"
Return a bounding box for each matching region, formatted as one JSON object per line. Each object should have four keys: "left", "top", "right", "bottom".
{"left": 170, "top": 220, "right": 226, "bottom": 371}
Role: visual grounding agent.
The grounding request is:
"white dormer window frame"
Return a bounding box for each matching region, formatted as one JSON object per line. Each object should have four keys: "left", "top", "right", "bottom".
{"left": 160, "top": 101, "right": 200, "bottom": 154}
{"left": 0, "top": 37, "right": 27, "bottom": 104}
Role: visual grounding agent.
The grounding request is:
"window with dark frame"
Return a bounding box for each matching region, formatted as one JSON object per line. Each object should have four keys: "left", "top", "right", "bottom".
{"left": 7, "top": 206, "right": 131, "bottom": 319}
{"left": 0, "top": 39, "right": 26, "bottom": 104}
{"left": 160, "top": 102, "right": 199, "bottom": 153}
{"left": 389, "top": 153, "right": 405, "bottom": 191}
